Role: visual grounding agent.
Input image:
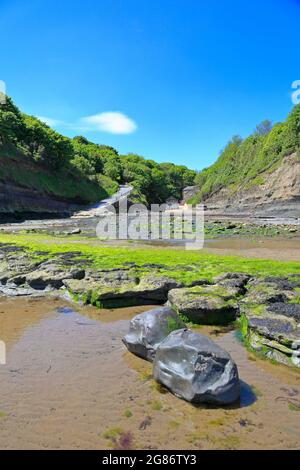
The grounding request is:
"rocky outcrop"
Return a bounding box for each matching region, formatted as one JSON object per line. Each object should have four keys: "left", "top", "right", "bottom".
{"left": 240, "top": 302, "right": 300, "bottom": 368}
{"left": 122, "top": 306, "right": 185, "bottom": 361}
{"left": 182, "top": 186, "right": 199, "bottom": 202}
{"left": 1, "top": 243, "right": 300, "bottom": 369}
{"left": 0, "top": 246, "right": 90, "bottom": 296}
{"left": 240, "top": 278, "right": 298, "bottom": 305}
{"left": 239, "top": 276, "right": 300, "bottom": 367}
{"left": 64, "top": 274, "right": 182, "bottom": 308}
{"left": 0, "top": 181, "right": 83, "bottom": 217}
{"left": 202, "top": 154, "right": 300, "bottom": 218}
{"left": 168, "top": 284, "right": 240, "bottom": 325}
{"left": 153, "top": 329, "right": 240, "bottom": 405}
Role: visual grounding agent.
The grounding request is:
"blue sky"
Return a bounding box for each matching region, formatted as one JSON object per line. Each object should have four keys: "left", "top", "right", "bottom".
{"left": 0, "top": 0, "right": 299, "bottom": 170}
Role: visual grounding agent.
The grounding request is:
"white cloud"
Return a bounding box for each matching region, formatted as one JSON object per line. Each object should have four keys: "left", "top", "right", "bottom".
{"left": 37, "top": 116, "right": 63, "bottom": 127}
{"left": 80, "top": 112, "right": 137, "bottom": 134}
{"left": 35, "top": 111, "right": 138, "bottom": 135}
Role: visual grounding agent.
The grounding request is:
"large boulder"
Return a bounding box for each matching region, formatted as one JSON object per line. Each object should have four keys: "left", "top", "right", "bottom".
{"left": 153, "top": 329, "right": 240, "bottom": 405}
{"left": 168, "top": 284, "right": 239, "bottom": 325}
{"left": 122, "top": 306, "right": 186, "bottom": 361}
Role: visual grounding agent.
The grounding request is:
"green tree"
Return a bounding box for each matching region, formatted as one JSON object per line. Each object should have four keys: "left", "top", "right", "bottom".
{"left": 255, "top": 119, "right": 273, "bottom": 136}
{"left": 0, "top": 97, "right": 26, "bottom": 143}
{"left": 22, "top": 115, "right": 73, "bottom": 168}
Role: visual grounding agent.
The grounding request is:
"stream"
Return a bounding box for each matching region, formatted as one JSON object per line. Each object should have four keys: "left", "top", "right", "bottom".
{"left": 0, "top": 296, "right": 299, "bottom": 449}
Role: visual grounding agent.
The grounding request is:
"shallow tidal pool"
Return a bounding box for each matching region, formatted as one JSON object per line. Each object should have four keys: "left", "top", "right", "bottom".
{"left": 0, "top": 296, "right": 299, "bottom": 450}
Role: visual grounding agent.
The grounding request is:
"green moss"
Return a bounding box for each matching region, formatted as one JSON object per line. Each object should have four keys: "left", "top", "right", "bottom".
{"left": 166, "top": 316, "right": 183, "bottom": 333}
{"left": 288, "top": 403, "right": 300, "bottom": 412}
{"left": 138, "top": 372, "right": 152, "bottom": 382}
{"left": 169, "top": 420, "right": 181, "bottom": 429}
{"left": 124, "top": 409, "right": 133, "bottom": 418}
{"left": 250, "top": 385, "right": 263, "bottom": 398}
{"left": 240, "top": 303, "right": 266, "bottom": 316}
{"left": 238, "top": 315, "right": 248, "bottom": 338}
{"left": 103, "top": 427, "right": 124, "bottom": 440}
{"left": 151, "top": 382, "right": 168, "bottom": 394}
{"left": 0, "top": 233, "right": 299, "bottom": 287}
{"left": 178, "top": 312, "right": 191, "bottom": 324}
{"left": 151, "top": 400, "right": 163, "bottom": 411}
{"left": 216, "top": 434, "right": 240, "bottom": 450}
{"left": 208, "top": 417, "right": 225, "bottom": 426}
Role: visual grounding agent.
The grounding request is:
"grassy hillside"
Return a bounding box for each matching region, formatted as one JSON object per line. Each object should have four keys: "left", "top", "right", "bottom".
{"left": 0, "top": 142, "right": 116, "bottom": 204}
{"left": 0, "top": 95, "right": 196, "bottom": 209}
{"left": 190, "top": 106, "right": 300, "bottom": 203}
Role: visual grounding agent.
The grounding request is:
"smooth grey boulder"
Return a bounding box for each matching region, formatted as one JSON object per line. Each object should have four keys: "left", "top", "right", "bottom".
{"left": 122, "top": 306, "right": 186, "bottom": 362}
{"left": 153, "top": 329, "right": 240, "bottom": 405}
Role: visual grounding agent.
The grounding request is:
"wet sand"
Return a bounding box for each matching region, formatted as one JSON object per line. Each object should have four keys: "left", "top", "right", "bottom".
{"left": 0, "top": 297, "right": 299, "bottom": 450}
{"left": 204, "top": 237, "right": 300, "bottom": 261}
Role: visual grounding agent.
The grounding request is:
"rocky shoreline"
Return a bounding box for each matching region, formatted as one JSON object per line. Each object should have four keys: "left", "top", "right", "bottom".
{"left": 1, "top": 242, "right": 300, "bottom": 370}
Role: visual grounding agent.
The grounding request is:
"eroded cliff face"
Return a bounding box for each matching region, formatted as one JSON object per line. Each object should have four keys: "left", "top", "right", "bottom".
{"left": 203, "top": 153, "right": 300, "bottom": 218}
{"left": 0, "top": 181, "right": 83, "bottom": 218}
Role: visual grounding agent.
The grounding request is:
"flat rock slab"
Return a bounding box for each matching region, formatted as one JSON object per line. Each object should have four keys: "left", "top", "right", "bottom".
{"left": 214, "top": 272, "right": 251, "bottom": 293}
{"left": 241, "top": 281, "right": 293, "bottom": 305}
{"left": 153, "top": 328, "right": 240, "bottom": 405}
{"left": 122, "top": 306, "right": 186, "bottom": 361}
{"left": 267, "top": 302, "right": 300, "bottom": 322}
{"left": 168, "top": 284, "right": 239, "bottom": 325}
{"left": 64, "top": 273, "right": 182, "bottom": 307}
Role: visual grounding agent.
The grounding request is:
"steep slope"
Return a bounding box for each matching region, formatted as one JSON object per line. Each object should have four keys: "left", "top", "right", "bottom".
{"left": 189, "top": 106, "right": 300, "bottom": 217}
{"left": 203, "top": 153, "right": 300, "bottom": 217}
{"left": 0, "top": 143, "right": 111, "bottom": 216}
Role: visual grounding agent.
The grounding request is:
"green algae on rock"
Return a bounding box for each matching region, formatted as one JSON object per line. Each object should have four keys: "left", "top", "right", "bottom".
{"left": 168, "top": 284, "right": 240, "bottom": 325}
{"left": 1, "top": 237, "right": 300, "bottom": 369}
{"left": 239, "top": 303, "right": 300, "bottom": 368}
{"left": 64, "top": 273, "right": 182, "bottom": 308}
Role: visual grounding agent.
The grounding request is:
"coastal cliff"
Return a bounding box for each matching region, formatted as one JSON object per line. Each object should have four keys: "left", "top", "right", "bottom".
{"left": 203, "top": 153, "right": 300, "bottom": 218}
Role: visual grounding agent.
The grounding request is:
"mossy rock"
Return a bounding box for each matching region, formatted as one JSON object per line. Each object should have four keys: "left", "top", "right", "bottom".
{"left": 64, "top": 272, "right": 181, "bottom": 308}
{"left": 241, "top": 281, "right": 289, "bottom": 305}
{"left": 168, "top": 284, "right": 240, "bottom": 325}
{"left": 239, "top": 303, "right": 300, "bottom": 368}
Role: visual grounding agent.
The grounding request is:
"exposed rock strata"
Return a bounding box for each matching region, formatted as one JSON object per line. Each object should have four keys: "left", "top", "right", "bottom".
{"left": 189, "top": 154, "right": 300, "bottom": 218}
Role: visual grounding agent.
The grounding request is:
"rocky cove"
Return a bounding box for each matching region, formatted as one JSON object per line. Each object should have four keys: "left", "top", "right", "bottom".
{"left": 2, "top": 0, "right": 300, "bottom": 453}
